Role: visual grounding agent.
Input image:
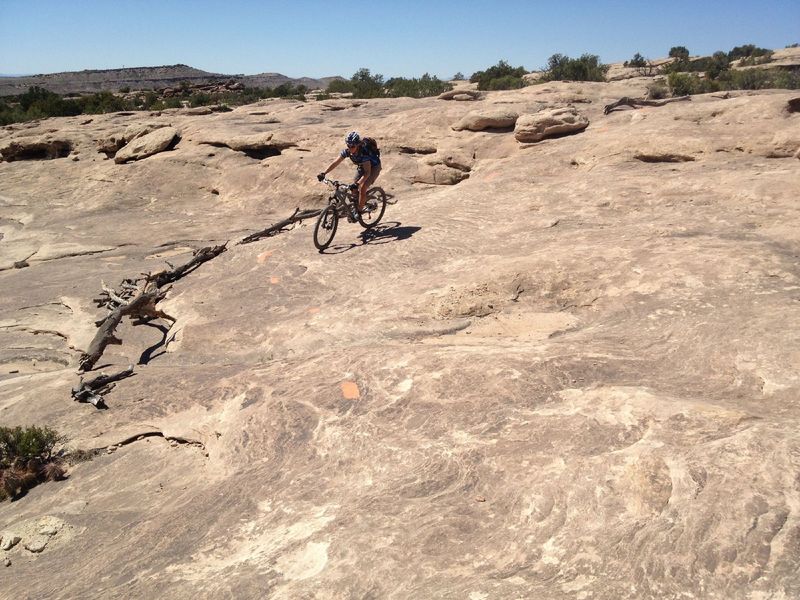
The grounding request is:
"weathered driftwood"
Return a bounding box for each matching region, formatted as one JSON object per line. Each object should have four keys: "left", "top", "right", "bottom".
{"left": 80, "top": 285, "right": 171, "bottom": 371}
{"left": 71, "top": 365, "right": 135, "bottom": 408}
{"left": 80, "top": 244, "right": 226, "bottom": 373}
{"left": 238, "top": 208, "right": 321, "bottom": 245}
{"left": 603, "top": 95, "right": 691, "bottom": 115}
{"left": 149, "top": 243, "right": 228, "bottom": 287}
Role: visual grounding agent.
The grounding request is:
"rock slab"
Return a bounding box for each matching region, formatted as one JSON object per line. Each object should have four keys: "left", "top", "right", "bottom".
{"left": 114, "top": 126, "right": 180, "bottom": 163}
{"left": 514, "top": 107, "right": 589, "bottom": 143}
{"left": 452, "top": 109, "right": 518, "bottom": 131}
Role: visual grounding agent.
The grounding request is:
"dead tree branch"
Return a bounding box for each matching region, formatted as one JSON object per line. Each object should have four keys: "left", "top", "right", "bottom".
{"left": 149, "top": 243, "right": 228, "bottom": 287}
{"left": 71, "top": 365, "right": 135, "bottom": 408}
{"left": 238, "top": 208, "right": 321, "bottom": 245}
{"left": 603, "top": 95, "right": 691, "bottom": 115}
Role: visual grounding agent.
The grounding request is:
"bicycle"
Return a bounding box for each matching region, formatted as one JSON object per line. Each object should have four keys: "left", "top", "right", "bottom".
{"left": 313, "top": 178, "right": 388, "bottom": 251}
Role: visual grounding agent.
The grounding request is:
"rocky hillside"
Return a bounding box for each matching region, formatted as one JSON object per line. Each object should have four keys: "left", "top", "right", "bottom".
{"left": 0, "top": 64, "right": 335, "bottom": 96}
{"left": 1, "top": 76, "right": 799, "bottom": 598}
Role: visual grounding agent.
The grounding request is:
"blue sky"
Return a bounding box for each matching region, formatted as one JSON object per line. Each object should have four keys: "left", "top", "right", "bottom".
{"left": 1, "top": 0, "right": 798, "bottom": 78}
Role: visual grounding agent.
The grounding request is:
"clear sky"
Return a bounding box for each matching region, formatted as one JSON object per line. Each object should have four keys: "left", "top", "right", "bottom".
{"left": 1, "top": 0, "right": 798, "bottom": 78}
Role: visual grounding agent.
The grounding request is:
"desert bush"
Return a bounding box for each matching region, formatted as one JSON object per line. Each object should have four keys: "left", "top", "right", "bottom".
{"left": 718, "top": 68, "right": 772, "bottom": 90}
{"left": 79, "top": 90, "right": 134, "bottom": 114}
{"left": 647, "top": 81, "right": 669, "bottom": 99}
{"left": 349, "top": 68, "right": 385, "bottom": 98}
{"left": 626, "top": 53, "right": 647, "bottom": 68}
{"left": 471, "top": 60, "right": 527, "bottom": 90}
{"left": 452, "top": 72, "right": 465, "bottom": 81}
{"left": 327, "top": 78, "right": 354, "bottom": 94}
{"left": 189, "top": 92, "right": 212, "bottom": 107}
{"left": 738, "top": 52, "right": 774, "bottom": 66}
{"left": 544, "top": 53, "right": 608, "bottom": 82}
{"left": 669, "top": 46, "right": 690, "bottom": 61}
{"left": 385, "top": 73, "right": 452, "bottom": 98}
{"left": 0, "top": 425, "right": 66, "bottom": 501}
{"left": 728, "top": 44, "right": 772, "bottom": 61}
{"left": 667, "top": 72, "right": 717, "bottom": 95}
{"left": 773, "top": 69, "right": 800, "bottom": 89}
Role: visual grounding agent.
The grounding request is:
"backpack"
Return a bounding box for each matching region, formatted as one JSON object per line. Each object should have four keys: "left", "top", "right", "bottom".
{"left": 363, "top": 137, "right": 380, "bottom": 158}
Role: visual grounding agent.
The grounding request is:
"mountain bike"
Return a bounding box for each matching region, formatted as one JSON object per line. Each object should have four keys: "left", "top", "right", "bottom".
{"left": 313, "top": 178, "right": 388, "bottom": 251}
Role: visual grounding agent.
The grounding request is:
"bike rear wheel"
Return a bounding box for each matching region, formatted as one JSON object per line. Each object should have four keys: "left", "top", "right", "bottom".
{"left": 357, "top": 187, "right": 387, "bottom": 229}
{"left": 313, "top": 205, "right": 339, "bottom": 250}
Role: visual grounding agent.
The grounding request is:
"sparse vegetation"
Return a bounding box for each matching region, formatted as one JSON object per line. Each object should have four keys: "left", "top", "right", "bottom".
{"left": 728, "top": 44, "right": 772, "bottom": 61}
{"left": 669, "top": 46, "right": 691, "bottom": 61}
{"left": 452, "top": 72, "right": 465, "bottom": 81}
{"left": 661, "top": 42, "right": 798, "bottom": 95}
{"left": 625, "top": 53, "right": 647, "bottom": 68}
{"left": 647, "top": 81, "right": 669, "bottom": 99}
{"left": 325, "top": 69, "right": 451, "bottom": 98}
{"left": 0, "top": 425, "right": 66, "bottom": 501}
{"left": 0, "top": 81, "right": 311, "bottom": 125}
{"left": 385, "top": 73, "right": 452, "bottom": 98}
{"left": 543, "top": 53, "right": 608, "bottom": 82}
{"left": 470, "top": 60, "right": 527, "bottom": 90}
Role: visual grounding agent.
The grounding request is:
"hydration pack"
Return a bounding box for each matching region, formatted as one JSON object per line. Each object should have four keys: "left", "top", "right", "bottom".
{"left": 363, "top": 136, "right": 380, "bottom": 158}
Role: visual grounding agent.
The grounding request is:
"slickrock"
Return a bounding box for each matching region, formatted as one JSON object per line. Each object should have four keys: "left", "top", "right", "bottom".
{"left": 1, "top": 75, "right": 799, "bottom": 600}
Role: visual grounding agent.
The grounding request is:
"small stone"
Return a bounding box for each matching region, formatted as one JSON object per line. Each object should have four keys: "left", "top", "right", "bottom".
{"left": 38, "top": 525, "right": 59, "bottom": 537}
{"left": 4, "top": 556, "right": 10, "bottom": 567}
{"left": 106, "top": 446, "right": 116, "bottom": 454}
{"left": 24, "top": 536, "right": 49, "bottom": 553}
{"left": 475, "top": 496, "right": 486, "bottom": 503}
{"left": 0, "top": 533, "right": 21, "bottom": 551}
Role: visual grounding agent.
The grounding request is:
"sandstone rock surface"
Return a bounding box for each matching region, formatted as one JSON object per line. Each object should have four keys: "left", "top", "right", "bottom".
{"left": 1, "top": 78, "right": 799, "bottom": 599}
{"left": 114, "top": 126, "right": 179, "bottom": 163}
{"left": 514, "top": 107, "right": 589, "bottom": 142}
{"left": 452, "top": 109, "right": 518, "bottom": 131}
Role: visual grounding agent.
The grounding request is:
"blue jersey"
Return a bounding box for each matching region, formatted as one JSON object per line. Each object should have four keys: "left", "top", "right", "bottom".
{"left": 340, "top": 144, "right": 380, "bottom": 167}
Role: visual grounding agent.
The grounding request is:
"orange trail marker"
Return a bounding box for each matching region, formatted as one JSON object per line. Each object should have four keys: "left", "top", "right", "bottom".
{"left": 341, "top": 381, "right": 360, "bottom": 399}
{"left": 257, "top": 250, "right": 274, "bottom": 264}
{"left": 270, "top": 276, "right": 280, "bottom": 284}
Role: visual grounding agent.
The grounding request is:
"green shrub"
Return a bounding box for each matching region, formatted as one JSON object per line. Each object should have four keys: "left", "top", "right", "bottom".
{"left": 718, "top": 68, "right": 772, "bottom": 90}
{"left": 544, "top": 53, "right": 608, "bottom": 82}
{"left": 647, "top": 81, "right": 669, "bottom": 99}
{"left": 189, "top": 92, "right": 212, "bottom": 107}
{"left": 0, "top": 425, "right": 66, "bottom": 501}
{"left": 385, "top": 73, "right": 452, "bottom": 98}
{"left": 626, "top": 52, "right": 647, "bottom": 68}
{"left": 349, "top": 68, "right": 385, "bottom": 98}
{"left": 327, "top": 78, "right": 354, "bottom": 94}
{"left": 471, "top": 60, "right": 527, "bottom": 90}
{"left": 773, "top": 69, "right": 800, "bottom": 89}
{"left": 452, "top": 72, "right": 465, "bottom": 81}
{"left": 667, "top": 72, "right": 718, "bottom": 95}
{"left": 728, "top": 44, "right": 772, "bottom": 61}
{"left": 669, "top": 46, "right": 690, "bottom": 61}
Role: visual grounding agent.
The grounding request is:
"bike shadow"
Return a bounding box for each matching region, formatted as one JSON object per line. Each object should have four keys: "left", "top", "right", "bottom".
{"left": 321, "top": 221, "right": 421, "bottom": 254}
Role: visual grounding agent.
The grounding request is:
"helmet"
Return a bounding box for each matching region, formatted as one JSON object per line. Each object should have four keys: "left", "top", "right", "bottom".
{"left": 345, "top": 131, "right": 361, "bottom": 146}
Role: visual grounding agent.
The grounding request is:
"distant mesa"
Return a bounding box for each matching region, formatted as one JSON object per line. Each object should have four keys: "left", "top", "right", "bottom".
{"left": 0, "top": 64, "right": 338, "bottom": 96}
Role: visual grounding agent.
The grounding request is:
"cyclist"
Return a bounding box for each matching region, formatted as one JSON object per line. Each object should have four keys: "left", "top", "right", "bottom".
{"left": 317, "top": 131, "right": 381, "bottom": 217}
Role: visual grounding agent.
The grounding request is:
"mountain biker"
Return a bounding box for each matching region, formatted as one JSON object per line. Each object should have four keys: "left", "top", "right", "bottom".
{"left": 317, "top": 131, "right": 381, "bottom": 215}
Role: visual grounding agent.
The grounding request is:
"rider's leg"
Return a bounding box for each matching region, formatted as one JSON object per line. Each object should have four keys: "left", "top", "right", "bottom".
{"left": 359, "top": 164, "right": 381, "bottom": 211}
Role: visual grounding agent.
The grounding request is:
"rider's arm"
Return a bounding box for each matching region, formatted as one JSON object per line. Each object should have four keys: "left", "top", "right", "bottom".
{"left": 323, "top": 155, "right": 345, "bottom": 175}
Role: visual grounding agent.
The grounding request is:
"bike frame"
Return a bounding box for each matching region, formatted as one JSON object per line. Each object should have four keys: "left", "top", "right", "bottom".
{"left": 323, "top": 178, "right": 358, "bottom": 217}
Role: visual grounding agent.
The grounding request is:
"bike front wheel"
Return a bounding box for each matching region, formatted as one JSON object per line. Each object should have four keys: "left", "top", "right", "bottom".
{"left": 313, "top": 205, "right": 339, "bottom": 251}
{"left": 357, "top": 187, "right": 388, "bottom": 229}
